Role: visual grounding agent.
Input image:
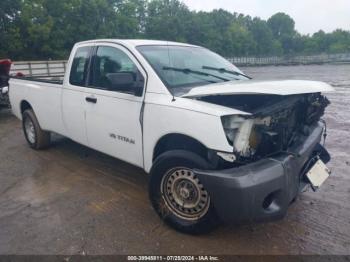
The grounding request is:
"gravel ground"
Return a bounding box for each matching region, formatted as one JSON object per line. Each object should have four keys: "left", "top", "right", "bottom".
{"left": 0, "top": 64, "right": 349, "bottom": 255}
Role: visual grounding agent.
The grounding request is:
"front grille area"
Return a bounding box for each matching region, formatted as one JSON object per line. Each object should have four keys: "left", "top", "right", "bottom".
{"left": 248, "top": 93, "right": 329, "bottom": 160}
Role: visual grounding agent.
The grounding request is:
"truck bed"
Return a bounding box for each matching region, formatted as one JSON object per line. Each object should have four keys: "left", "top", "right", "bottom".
{"left": 10, "top": 75, "right": 64, "bottom": 85}
{"left": 9, "top": 75, "right": 65, "bottom": 136}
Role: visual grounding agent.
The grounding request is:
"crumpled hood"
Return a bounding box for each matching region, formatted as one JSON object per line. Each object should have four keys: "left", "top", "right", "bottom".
{"left": 181, "top": 80, "right": 334, "bottom": 98}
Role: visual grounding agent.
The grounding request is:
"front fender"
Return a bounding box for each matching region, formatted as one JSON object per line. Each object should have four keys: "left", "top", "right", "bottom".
{"left": 142, "top": 96, "right": 236, "bottom": 172}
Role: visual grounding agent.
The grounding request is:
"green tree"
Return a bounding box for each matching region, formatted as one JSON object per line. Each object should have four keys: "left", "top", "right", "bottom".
{"left": 267, "top": 12, "right": 295, "bottom": 38}
{"left": 145, "top": 0, "right": 191, "bottom": 42}
{"left": 312, "top": 30, "right": 331, "bottom": 52}
{"left": 1, "top": 0, "right": 350, "bottom": 60}
{"left": 0, "top": 0, "right": 23, "bottom": 59}
{"left": 187, "top": 9, "right": 237, "bottom": 55}
{"left": 267, "top": 12, "right": 296, "bottom": 54}
{"left": 16, "top": 0, "right": 56, "bottom": 59}
{"left": 328, "top": 29, "right": 350, "bottom": 53}
{"left": 225, "top": 22, "right": 256, "bottom": 56}
{"left": 249, "top": 18, "right": 281, "bottom": 56}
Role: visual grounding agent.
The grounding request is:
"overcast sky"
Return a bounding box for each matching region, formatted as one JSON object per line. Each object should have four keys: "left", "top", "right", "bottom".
{"left": 181, "top": 0, "right": 350, "bottom": 35}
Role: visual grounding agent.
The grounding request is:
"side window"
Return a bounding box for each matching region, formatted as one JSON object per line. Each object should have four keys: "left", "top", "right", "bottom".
{"left": 69, "top": 46, "right": 91, "bottom": 87}
{"left": 90, "top": 46, "right": 144, "bottom": 94}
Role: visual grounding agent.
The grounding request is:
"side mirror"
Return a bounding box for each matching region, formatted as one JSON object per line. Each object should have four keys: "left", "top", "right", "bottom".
{"left": 105, "top": 72, "right": 144, "bottom": 97}
{"left": 133, "top": 72, "right": 145, "bottom": 97}
{"left": 106, "top": 72, "right": 134, "bottom": 92}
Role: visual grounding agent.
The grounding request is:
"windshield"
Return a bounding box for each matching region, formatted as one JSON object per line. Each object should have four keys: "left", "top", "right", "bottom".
{"left": 136, "top": 45, "right": 249, "bottom": 95}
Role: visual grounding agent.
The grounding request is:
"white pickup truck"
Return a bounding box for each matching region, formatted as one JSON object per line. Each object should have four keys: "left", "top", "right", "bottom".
{"left": 9, "top": 39, "right": 334, "bottom": 234}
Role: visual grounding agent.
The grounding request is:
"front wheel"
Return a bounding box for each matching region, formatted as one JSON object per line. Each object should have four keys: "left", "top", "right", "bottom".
{"left": 149, "top": 150, "right": 219, "bottom": 234}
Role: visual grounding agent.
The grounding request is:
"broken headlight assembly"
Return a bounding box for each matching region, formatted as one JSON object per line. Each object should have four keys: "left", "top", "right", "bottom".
{"left": 221, "top": 115, "right": 272, "bottom": 160}
{"left": 221, "top": 115, "right": 246, "bottom": 145}
{"left": 221, "top": 115, "right": 256, "bottom": 158}
{"left": 218, "top": 94, "right": 330, "bottom": 164}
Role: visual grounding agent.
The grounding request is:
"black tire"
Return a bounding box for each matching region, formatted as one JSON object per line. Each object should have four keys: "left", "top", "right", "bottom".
{"left": 149, "top": 150, "right": 220, "bottom": 234}
{"left": 22, "top": 109, "right": 51, "bottom": 150}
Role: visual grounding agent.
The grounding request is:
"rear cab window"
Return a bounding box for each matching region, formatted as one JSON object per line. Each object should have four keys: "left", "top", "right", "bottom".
{"left": 69, "top": 46, "right": 92, "bottom": 87}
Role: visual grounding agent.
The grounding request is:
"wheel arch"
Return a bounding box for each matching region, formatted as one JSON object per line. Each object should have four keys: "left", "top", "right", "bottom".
{"left": 152, "top": 133, "right": 210, "bottom": 163}
{"left": 20, "top": 100, "right": 33, "bottom": 114}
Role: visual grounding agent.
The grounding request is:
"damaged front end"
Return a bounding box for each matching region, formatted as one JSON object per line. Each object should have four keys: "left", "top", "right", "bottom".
{"left": 207, "top": 93, "right": 330, "bottom": 165}
{"left": 193, "top": 92, "right": 332, "bottom": 224}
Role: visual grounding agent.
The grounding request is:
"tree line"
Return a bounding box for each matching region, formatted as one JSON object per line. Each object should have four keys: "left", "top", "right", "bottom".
{"left": 1, "top": 0, "right": 350, "bottom": 60}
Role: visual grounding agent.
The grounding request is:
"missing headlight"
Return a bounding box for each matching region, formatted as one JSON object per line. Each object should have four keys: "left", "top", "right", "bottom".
{"left": 221, "top": 115, "right": 246, "bottom": 145}
{"left": 222, "top": 115, "right": 272, "bottom": 158}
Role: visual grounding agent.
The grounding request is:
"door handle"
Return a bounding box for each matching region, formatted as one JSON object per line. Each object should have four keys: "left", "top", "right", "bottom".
{"left": 85, "top": 97, "right": 97, "bottom": 104}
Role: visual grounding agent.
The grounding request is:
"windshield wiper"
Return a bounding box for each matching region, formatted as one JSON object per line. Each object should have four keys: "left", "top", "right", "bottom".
{"left": 202, "top": 65, "right": 252, "bottom": 79}
{"left": 163, "top": 66, "right": 230, "bottom": 82}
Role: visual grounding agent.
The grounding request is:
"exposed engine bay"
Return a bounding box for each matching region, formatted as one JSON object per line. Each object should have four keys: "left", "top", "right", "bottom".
{"left": 200, "top": 93, "right": 330, "bottom": 163}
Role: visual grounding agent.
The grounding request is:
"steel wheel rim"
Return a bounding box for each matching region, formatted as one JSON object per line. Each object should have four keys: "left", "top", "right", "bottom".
{"left": 24, "top": 117, "right": 36, "bottom": 144}
{"left": 161, "top": 167, "right": 210, "bottom": 220}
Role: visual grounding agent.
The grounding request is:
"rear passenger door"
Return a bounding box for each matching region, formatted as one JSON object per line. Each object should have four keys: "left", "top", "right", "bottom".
{"left": 84, "top": 44, "right": 146, "bottom": 168}
{"left": 62, "top": 45, "right": 93, "bottom": 146}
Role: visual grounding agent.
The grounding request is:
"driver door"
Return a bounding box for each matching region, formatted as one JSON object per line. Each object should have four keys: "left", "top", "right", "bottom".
{"left": 84, "top": 44, "right": 146, "bottom": 168}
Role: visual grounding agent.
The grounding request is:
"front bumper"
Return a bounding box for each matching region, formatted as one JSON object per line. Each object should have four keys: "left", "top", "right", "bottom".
{"left": 194, "top": 122, "right": 330, "bottom": 224}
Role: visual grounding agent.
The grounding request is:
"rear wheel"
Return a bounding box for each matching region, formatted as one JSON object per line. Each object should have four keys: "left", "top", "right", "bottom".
{"left": 22, "top": 109, "right": 51, "bottom": 149}
{"left": 149, "top": 150, "right": 219, "bottom": 234}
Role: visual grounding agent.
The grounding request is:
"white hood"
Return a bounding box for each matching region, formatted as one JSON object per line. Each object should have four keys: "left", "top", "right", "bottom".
{"left": 181, "top": 80, "right": 334, "bottom": 98}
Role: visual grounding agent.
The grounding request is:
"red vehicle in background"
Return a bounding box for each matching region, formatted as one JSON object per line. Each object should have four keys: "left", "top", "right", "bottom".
{"left": 0, "top": 59, "right": 11, "bottom": 108}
